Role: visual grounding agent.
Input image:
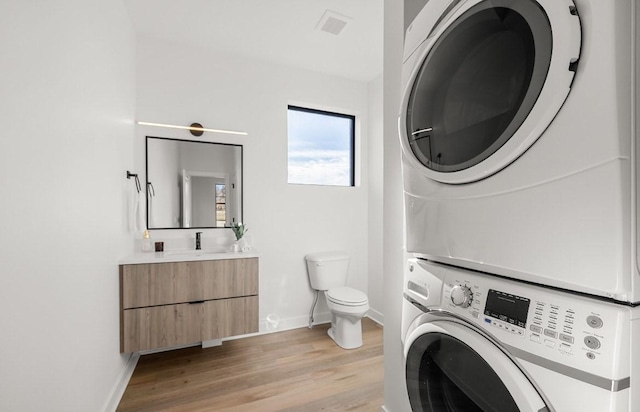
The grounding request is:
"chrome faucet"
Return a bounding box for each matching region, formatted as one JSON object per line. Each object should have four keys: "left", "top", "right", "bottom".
{"left": 195, "top": 232, "right": 202, "bottom": 250}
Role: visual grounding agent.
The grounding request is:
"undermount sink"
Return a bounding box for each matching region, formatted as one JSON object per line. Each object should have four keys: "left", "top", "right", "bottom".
{"left": 163, "top": 249, "right": 227, "bottom": 257}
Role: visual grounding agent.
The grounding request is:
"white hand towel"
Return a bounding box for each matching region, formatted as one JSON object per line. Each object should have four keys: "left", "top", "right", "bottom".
{"left": 136, "top": 190, "right": 145, "bottom": 232}
{"left": 128, "top": 184, "right": 137, "bottom": 232}
{"left": 147, "top": 190, "right": 155, "bottom": 229}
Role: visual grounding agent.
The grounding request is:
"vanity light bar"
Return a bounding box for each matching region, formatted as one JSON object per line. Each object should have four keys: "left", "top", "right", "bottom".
{"left": 137, "top": 121, "right": 248, "bottom": 136}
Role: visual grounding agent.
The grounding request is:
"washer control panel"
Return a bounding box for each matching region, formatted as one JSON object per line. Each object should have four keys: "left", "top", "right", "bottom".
{"left": 436, "top": 261, "right": 631, "bottom": 378}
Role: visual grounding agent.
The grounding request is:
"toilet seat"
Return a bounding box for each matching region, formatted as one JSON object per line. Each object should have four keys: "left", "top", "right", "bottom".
{"left": 326, "top": 286, "right": 368, "bottom": 306}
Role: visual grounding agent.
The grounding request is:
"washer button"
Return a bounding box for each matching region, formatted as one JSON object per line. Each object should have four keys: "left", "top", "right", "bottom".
{"left": 559, "top": 333, "right": 574, "bottom": 344}
{"left": 544, "top": 329, "right": 558, "bottom": 339}
{"left": 584, "top": 336, "right": 601, "bottom": 350}
{"left": 559, "top": 343, "right": 572, "bottom": 353}
{"left": 530, "top": 324, "right": 542, "bottom": 333}
{"left": 587, "top": 315, "right": 603, "bottom": 329}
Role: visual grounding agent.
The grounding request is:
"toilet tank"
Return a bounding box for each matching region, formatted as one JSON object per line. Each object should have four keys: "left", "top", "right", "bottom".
{"left": 305, "top": 252, "right": 350, "bottom": 291}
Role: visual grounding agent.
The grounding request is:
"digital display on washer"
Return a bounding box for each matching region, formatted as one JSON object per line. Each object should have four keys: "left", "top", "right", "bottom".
{"left": 484, "top": 289, "right": 530, "bottom": 328}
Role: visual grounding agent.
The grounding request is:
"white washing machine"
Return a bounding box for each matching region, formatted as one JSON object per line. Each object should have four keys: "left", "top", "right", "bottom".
{"left": 399, "top": 0, "right": 640, "bottom": 302}
{"left": 401, "top": 258, "right": 640, "bottom": 411}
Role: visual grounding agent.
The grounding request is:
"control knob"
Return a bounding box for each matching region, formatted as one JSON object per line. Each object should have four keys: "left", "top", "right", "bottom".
{"left": 450, "top": 285, "right": 473, "bottom": 308}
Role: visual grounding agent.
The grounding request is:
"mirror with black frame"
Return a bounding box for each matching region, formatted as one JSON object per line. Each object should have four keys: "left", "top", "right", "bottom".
{"left": 146, "top": 136, "right": 243, "bottom": 229}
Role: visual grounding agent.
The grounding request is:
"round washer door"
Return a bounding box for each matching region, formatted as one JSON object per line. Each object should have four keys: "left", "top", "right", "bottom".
{"left": 404, "top": 321, "right": 548, "bottom": 411}
{"left": 400, "top": 0, "right": 581, "bottom": 184}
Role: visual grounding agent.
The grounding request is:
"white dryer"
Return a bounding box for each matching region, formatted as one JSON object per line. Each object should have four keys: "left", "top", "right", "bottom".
{"left": 402, "top": 258, "right": 640, "bottom": 412}
{"left": 399, "top": 0, "right": 640, "bottom": 302}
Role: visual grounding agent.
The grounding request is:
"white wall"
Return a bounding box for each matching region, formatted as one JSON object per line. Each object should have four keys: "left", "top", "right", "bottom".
{"left": 368, "top": 75, "right": 385, "bottom": 324}
{"left": 0, "top": 1, "right": 136, "bottom": 411}
{"left": 383, "top": 0, "right": 412, "bottom": 410}
{"left": 135, "top": 36, "right": 377, "bottom": 330}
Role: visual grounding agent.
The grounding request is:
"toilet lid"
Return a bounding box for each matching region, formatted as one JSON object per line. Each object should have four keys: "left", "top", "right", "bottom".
{"left": 327, "top": 287, "right": 368, "bottom": 306}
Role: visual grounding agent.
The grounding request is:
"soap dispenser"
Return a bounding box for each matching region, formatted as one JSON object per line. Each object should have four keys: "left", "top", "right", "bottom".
{"left": 141, "top": 230, "right": 153, "bottom": 252}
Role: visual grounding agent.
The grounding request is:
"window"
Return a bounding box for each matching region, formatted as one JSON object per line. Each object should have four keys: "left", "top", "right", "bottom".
{"left": 215, "top": 183, "right": 226, "bottom": 227}
{"left": 287, "top": 105, "right": 355, "bottom": 186}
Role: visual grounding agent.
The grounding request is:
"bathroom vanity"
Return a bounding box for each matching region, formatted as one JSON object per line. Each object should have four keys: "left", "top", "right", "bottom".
{"left": 119, "top": 252, "right": 259, "bottom": 353}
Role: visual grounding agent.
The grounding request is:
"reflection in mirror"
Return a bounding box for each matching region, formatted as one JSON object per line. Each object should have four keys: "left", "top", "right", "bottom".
{"left": 146, "top": 136, "right": 242, "bottom": 229}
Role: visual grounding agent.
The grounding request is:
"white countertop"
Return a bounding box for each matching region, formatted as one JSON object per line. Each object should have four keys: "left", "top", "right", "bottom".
{"left": 119, "top": 250, "right": 259, "bottom": 265}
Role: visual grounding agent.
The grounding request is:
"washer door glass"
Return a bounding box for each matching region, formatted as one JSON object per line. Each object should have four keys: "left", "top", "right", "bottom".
{"left": 401, "top": 0, "right": 580, "bottom": 183}
{"left": 406, "top": 332, "right": 520, "bottom": 411}
{"left": 406, "top": 0, "right": 552, "bottom": 174}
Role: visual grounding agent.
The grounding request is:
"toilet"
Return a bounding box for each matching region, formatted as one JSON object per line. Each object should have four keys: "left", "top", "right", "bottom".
{"left": 305, "top": 252, "right": 370, "bottom": 349}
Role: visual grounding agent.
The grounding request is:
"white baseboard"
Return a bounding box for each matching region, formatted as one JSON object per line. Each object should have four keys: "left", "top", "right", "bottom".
{"left": 103, "top": 353, "right": 140, "bottom": 412}
{"left": 367, "top": 308, "right": 384, "bottom": 326}
{"left": 224, "top": 310, "right": 381, "bottom": 343}
{"left": 262, "top": 312, "right": 332, "bottom": 331}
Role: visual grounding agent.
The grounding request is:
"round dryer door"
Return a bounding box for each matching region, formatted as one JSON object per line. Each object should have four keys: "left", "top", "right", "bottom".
{"left": 400, "top": 0, "right": 581, "bottom": 184}
{"left": 404, "top": 321, "right": 548, "bottom": 411}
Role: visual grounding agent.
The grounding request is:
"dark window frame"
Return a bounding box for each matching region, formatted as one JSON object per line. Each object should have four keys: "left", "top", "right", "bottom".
{"left": 287, "top": 105, "right": 356, "bottom": 187}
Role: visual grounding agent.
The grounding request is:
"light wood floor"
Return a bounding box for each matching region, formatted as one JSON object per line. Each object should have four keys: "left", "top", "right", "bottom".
{"left": 117, "top": 318, "right": 383, "bottom": 412}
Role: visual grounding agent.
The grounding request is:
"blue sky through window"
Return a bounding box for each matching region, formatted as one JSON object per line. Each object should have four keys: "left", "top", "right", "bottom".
{"left": 287, "top": 107, "right": 354, "bottom": 186}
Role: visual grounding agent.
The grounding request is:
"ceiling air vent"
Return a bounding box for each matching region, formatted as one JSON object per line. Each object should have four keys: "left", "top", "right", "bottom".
{"left": 316, "top": 10, "right": 352, "bottom": 35}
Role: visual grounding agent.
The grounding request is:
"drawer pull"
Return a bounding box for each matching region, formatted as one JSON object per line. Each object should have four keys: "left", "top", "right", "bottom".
{"left": 189, "top": 300, "right": 205, "bottom": 305}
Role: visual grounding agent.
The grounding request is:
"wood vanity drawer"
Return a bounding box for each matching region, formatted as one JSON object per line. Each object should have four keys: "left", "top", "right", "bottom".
{"left": 201, "top": 295, "right": 259, "bottom": 341}
{"left": 120, "top": 258, "right": 258, "bottom": 308}
{"left": 121, "top": 302, "right": 202, "bottom": 353}
{"left": 121, "top": 296, "right": 259, "bottom": 353}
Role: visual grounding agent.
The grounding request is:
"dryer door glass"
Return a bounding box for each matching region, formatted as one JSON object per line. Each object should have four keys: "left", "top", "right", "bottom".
{"left": 406, "top": 332, "right": 518, "bottom": 411}
{"left": 406, "top": 0, "right": 552, "bottom": 173}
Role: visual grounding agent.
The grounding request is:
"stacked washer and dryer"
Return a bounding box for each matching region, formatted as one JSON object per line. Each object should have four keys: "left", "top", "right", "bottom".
{"left": 398, "top": 0, "right": 640, "bottom": 411}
